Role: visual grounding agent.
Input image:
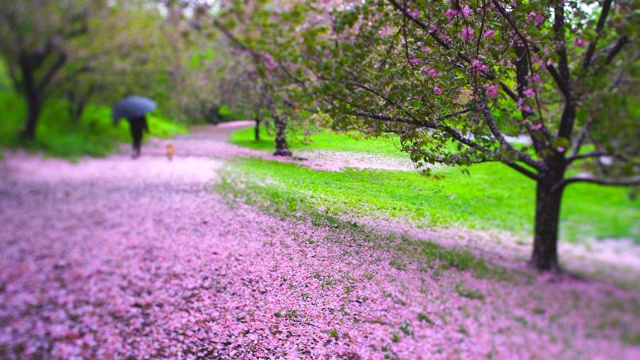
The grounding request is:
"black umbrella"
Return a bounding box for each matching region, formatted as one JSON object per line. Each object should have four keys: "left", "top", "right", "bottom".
{"left": 111, "top": 96, "right": 157, "bottom": 123}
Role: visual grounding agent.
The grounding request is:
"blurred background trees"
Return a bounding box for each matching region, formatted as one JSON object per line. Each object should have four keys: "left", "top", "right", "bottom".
{"left": 0, "top": 0, "right": 235, "bottom": 151}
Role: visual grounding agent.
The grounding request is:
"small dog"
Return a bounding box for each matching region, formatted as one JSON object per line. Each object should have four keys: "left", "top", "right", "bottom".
{"left": 166, "top": 144, "right": 174, "bottom": 161}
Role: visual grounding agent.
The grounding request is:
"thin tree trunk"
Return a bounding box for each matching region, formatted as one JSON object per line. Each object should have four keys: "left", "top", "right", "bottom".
{"left": 530, "top": 168, "right": 566, "bottom": 271}
{"left": 20, "top": 89, "right": 42, "bottom": 140}
{"left": 17, "top": 49, "right": 66, "bottom": 140}
{"left": 68, "top": 96, "right": 87, "bottom": 124}
{"left": 272, "top": 114, "right": 291, "bottom": 157}
{"left": 254, "top": 118, "right": 261, "bottom": 141}
{"left": 68, "top": 87, "right": 92, "bottom": 124}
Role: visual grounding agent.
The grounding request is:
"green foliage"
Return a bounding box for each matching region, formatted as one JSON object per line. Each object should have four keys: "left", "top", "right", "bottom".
{"left": 0, "top": 91, "right": 186, "bottom": 159}
{"left": 218, "top": 157, "right": 638, "bottom": 243}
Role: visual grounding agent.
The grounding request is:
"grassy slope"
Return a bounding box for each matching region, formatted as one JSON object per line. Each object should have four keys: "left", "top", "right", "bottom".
{"left": 224, "top": 126, "right": 639, "bottom": 243}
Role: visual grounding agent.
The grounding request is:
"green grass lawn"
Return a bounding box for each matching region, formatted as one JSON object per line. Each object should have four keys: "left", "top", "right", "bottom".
{"left": 222, "top": 127, "right": 640, "bottom": 243}
{"left": 0, "top": 91, "right": 187, "bottom": 159}
{"left": 228, "top": 126, "right": 406, "bottom": 158}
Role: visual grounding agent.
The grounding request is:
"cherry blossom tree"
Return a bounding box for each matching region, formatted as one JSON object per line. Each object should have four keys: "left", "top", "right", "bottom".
{"left": 185, "top": 0, "right": 315, "bottom": 156}
{"left": 290, "top": 0, "right": 640, "bottom": 271}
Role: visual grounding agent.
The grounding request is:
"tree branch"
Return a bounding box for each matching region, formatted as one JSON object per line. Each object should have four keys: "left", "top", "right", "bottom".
{"left": 569, "top": 116, "right": 594, "bottom": 159}
{"left": 553, "top": 2, "right": 570, "bottom": 87}
{"left": 582, "top": 0, "right": 612, "bottom": 70}
{"left": 560, "top": 175, "right": 640, "bottom": 189}
{"left": 36, "top": 52, "right": 67, "bottom": 94}
{"left": 504, "top": 162, "right": 539, "bottom": 181}
{"left": 567, "top": 150, "right": 629, "bottom": 165}
{"left": 479, "top": 103, "right": 543, "bottom": 170}
{"left": 605, "top": 36, "right": 629, "bottom": 66}
{"left": 351, "top": 109, "right": 539, "bottom": 180}
{"left": 349, "top": 81, "right": 421, "bottom": 123}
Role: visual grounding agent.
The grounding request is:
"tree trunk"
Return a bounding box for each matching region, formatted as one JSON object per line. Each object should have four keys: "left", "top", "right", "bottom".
{"left": 272, "top": 114, "right": 291, "bottom": 157}
{"left": 17, "top": 49, "right": 66, "bottom": 140}
{"left": 69, "top": 97, "right": 87, "bottom": 124}
{"left": 20, "top": 90, "right": 42, "bottom": 140}
{"left": 254, "top": 119, "right": 261, "bottom": 141}
{"left": 530, "top": 168, "right": 566, "bottom": 272}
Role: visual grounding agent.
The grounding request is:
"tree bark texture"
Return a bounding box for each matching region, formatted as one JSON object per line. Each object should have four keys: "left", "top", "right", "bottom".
{"left": 17, "top": 49, "right": 66, "bottom": 140}
{"left": 68, "top": 96, "right": 87, "bottom": 124}
{"left": 254, "top": 119, "right": 261, "bottom": 141}
{"left": 530, "top": 163, "right": 566, "bottom": 271}
{"left": 272, "top": 114, "right": 291, "bottom": 157}
{"left": 20, "top": 85, "right": 42, "bottom": 140}
{"left": 20, "top": 95, "right": 42, "bottom": 140}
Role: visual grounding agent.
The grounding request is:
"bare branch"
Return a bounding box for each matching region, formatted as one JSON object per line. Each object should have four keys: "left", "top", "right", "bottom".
{"left": 582, "top": 0, "right": 613, "bottom": 70}
{"left": 479, "top": 103, "right": 543, "bottom": 170}
{"left": 36, "top": 53, "right": 67, "bottom": 94}
{"left": 605, "top": 36, "right": 629, "bottom": 65}
{"left": 569, "top": 117, "right": 594, "bottom": 158}
{"left": 504, "top": 162, "right": 539, "bottom": 181}
{"left": 553, "top": 2, "right": 570, "bottom": 86}
{"left": 544, "top": 63, "right": 569, "bottom": 99}
{"left": 567, "top": 150, "right": 629, "bottom": 164}
{"left": 560, "top": 175, "right": 640, "bottom": 189}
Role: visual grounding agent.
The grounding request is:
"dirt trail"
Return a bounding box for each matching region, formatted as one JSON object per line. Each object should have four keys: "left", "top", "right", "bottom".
{"left": 1, "top": 122, "right": 639, "bottom": 359}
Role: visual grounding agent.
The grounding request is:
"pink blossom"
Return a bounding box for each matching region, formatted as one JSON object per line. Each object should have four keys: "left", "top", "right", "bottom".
{"left": 461, "top": 27, "right": 474, "bottom": 41}
{"left": 423, "top": 68, "right": 439, "bottom": 77}
{"left": 484, "top": 30, "right": 495, "bottom": 39}
{"left": 470, "top": 59, "right": 488, "bottom": 73}
{"left": 434, "top": 86, "right": 442, "bottom": 95}
{"left": 263, "top": 54, "right": 277, "bottom": 70}
{"left": 409, "top": 58, "right": 420, "bottom": 66}
{"left": 420, "top": 46, "right": 431, "bottom": 53}
{"left": 574, "top": 38, "right": 587, "bottom": 47}
{"left": 531, "top": 123, "right": 543, "bottom": 131}
{"left": 444, "top": 9, "right": 458, "bottom": 19}
{"left": 461, "top": 7, "right": 472, "bottom": 17}
{"left": 518, "top": 104, "right": 533, "bottom": 112}
{"left": 484, "top": 85, "right": 499, "bottom": 98}
{"left": 523, "top": 88, "right": 536, "bottom": 97}
{"left": 557, "top": 146, "right": 566, "bottom": 153}
{"left": 407, "top": 9, "right": 420, "bottom": 19}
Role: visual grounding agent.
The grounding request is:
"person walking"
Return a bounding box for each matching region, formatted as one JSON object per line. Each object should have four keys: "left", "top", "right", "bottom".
{"left": 111, "top": 96, "right": 156, "bottom": 159}
{"left": 127, "top": 115, "right": 149, "bottom": 159}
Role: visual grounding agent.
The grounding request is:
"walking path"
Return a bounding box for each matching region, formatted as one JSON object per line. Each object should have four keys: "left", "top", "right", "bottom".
{"left": 1, "top": 122, "right": 639, "bottom": 359}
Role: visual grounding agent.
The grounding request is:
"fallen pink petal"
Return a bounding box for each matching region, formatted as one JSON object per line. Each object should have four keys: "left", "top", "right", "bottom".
{"left": 1, "top": 123, "right": 639, "bottom": 359}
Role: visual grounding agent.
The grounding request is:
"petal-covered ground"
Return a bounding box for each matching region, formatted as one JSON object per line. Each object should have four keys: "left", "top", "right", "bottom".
{"left": 1, "top": 123, "right": 639, "bottom": 359}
